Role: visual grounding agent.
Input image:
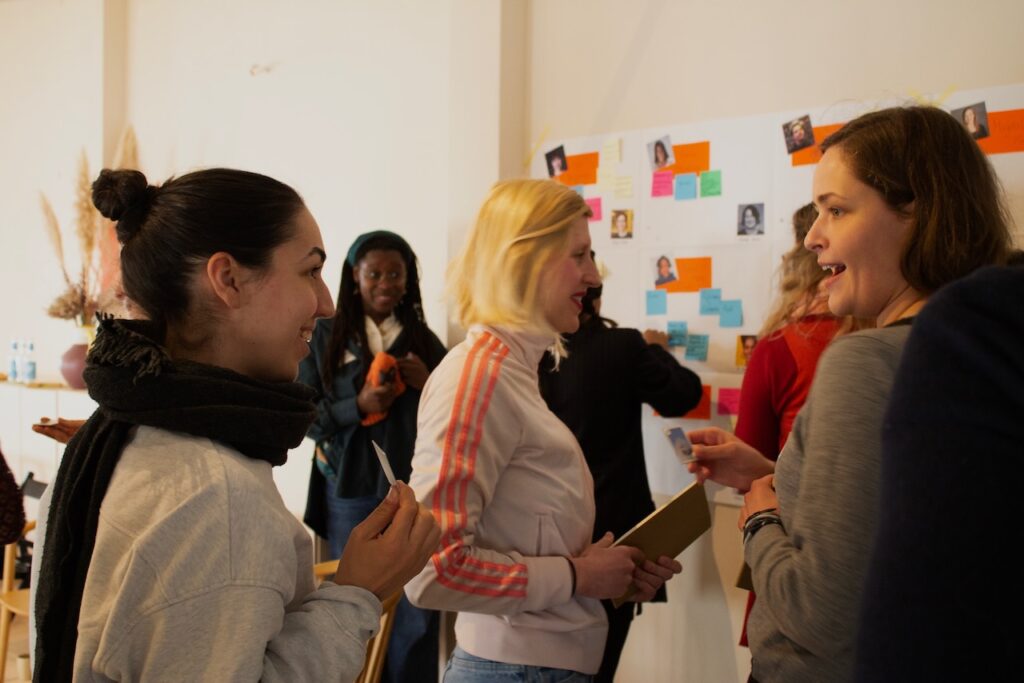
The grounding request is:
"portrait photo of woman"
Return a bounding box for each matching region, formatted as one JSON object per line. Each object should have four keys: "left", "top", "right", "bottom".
{"left": 545, "top": 145, "right": 569, "bottom": 177}
{"left": 647, "top": 136, "right": 674, "bottom": 170}
{"left": 953, "top": 102, "right": 990, "bottom": 140}
{"left": 654, "top": 255, "right": 677, "bottom": 286}
{"left": 783, "top": 115, "right": 815, "bottom": 153}
{"left": 611, "top": 209, "right": 634, "bottom": 239}
{"left": 737, "top": 203, "right": 765, "bottom": 236}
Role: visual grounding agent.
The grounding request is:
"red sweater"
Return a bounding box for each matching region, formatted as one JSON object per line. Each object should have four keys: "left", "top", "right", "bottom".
{"left": 736, "top": 315, "right": 841, "bottom": 459}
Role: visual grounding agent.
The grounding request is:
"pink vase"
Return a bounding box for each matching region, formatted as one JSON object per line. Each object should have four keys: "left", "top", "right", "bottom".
{"left": 60, "top": 343, "right": 88, "bottom": 389}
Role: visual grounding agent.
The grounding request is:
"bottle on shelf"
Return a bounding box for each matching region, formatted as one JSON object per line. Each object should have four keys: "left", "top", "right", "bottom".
{"left": 21, "top": 339, "right": 37, "bottom": 384}
{"left": 6, "top": 338, "right": 18, "bottom": 382}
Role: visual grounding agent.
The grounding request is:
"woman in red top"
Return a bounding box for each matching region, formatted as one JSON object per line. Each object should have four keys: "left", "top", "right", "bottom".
{"left": 733, "top": 203, "right": 862, "bottom": 646}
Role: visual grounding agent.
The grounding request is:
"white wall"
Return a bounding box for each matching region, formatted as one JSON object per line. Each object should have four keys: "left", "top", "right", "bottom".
{"left": 527, "top": 1, "right": 1024, "bottom": 681}
{"left": 0, "top": 0, "right": 107, "bottom": 383}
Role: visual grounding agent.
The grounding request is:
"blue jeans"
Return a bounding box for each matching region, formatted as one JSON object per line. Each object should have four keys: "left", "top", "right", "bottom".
{"left": 444, "top": 647, "right": 593, "bottom": 683}
{"left": 324, "top": 484, "right": 439, "bottom": 683}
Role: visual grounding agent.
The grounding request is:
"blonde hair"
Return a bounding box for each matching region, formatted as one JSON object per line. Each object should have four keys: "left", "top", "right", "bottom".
{"left": 760, "top": 203, "right": 831, "bottom": 337}
{"left": 448, "top": 179, "right": 591, "bottom": 341}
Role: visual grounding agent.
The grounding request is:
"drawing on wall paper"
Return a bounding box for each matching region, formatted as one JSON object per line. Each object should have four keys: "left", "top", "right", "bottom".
{"left": 783, "top": 115, "right": 815, "bottom": 153}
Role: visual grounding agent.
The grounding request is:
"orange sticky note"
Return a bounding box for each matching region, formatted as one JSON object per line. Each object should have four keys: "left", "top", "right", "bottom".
{"left": 672, "top": 257, "right": 712, "bottom": 292}
{"left": 791, "top": 124, "right": 845, "bottom": 167}
{"left": 684, "top": 385, "right": 712, "bottom": 420}
{"left": 669, "top": 142, "right": 711, "bottom": 175}
{"left": 556, "top": 152, "right": 599, "bottom": 186}
{"left": 977, "top": 109, "right": 1024, "bottom": 155}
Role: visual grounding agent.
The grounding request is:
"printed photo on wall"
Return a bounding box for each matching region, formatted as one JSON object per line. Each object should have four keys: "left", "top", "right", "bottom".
{"left": 951, "top": 102, "right": 990, "bottom": 140}
{"left": 737, "top": 203, "right": 765, "bottom": 236}
{"left": 545, "top": 145, "right": 569, "bottom": 177}
{"left": 647, "top": 136, "right": 675, "bottom": 171}
{"left": 782, "top": 115, "right": 815, "bottom": 154}
{"left": 610, "top": 209, "right": 634, "bottom": 239}
{"left": 736, "top": 335, "right": 758, "bottom": 367}
{"left": 653, "top": 254, "right": 677, "bottom": 286}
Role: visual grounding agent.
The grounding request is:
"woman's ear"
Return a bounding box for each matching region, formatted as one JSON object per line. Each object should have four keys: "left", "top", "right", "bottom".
{"left": 205, "top": 251, "right": 248, "bottom": 309}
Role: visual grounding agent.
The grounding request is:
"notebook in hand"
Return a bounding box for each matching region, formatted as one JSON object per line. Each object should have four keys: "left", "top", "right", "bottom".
{"left": 611, "top": 481, "right": 711, "bottom": 607}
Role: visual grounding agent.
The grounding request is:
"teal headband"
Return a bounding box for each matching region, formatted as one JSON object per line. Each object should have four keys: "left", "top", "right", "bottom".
{"left": 346, "top": 230, "right": 410, "bottom": 267}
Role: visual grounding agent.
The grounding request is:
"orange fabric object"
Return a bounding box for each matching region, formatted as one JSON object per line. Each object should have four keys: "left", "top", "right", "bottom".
{"left": 360, "top": 352, "right": 406, "bottom": 426}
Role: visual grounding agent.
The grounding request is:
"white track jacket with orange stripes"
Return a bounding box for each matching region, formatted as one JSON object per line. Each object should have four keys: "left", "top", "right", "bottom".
{"left": 406, "top": 324, "right": 607, "bottom": 674}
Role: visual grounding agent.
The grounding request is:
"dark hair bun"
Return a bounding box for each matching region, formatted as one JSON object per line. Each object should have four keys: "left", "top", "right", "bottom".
{"left": 92, "top": 169, "right": 154, "bottom": 241}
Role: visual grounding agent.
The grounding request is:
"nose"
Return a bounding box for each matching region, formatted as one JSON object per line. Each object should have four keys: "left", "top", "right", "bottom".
{"left": 316, "top": 278, "right": 335, "bottom": 319}
{"left": 804, "top": 212, "right": 825, "bottom": 254}
{"left": 582, "top": 257, "right": 602, "bottom": 288}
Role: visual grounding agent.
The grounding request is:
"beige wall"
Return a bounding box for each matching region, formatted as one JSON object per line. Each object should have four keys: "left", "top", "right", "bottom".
{"left": 528, "top": 0, "right": 1024, "bottom": 141}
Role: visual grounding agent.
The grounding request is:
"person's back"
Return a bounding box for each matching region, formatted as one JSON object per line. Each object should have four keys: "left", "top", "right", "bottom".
{"left": 855, "top": 264, "right": 1024, "bottom": 682}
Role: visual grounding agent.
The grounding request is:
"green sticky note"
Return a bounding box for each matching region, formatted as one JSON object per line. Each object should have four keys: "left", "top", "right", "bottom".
{"left": 700, "top": 170, "right": 722, "bottom": 197}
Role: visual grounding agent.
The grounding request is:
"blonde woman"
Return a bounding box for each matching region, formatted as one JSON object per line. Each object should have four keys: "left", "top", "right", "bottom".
{"left": 406, "top": 180, "right": 682, "bottom": 682}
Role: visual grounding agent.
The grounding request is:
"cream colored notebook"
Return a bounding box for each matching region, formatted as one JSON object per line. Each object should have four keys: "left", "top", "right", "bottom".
{"left": 611, "top": 481, "right": 711, "bottom": 607}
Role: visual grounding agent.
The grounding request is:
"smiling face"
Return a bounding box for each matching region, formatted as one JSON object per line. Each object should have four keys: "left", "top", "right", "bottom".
{"left": 614, "top": 212, "right": 628, "bottom": 235}
{"left": 539, "top": 217, "right": 601, "bottom": 333}
{"left": 356, "top": 249, "right": 407, "bottom": 324}
{"left": 806, "top": 148, "right": 921, "bottom": 326}
{"left": 658, "top": 257, "right": 671, "bottom": 276}
{"left": 791, "top": 121, "right": 806, "bottom": 145}
{"left": 743, "top": 207, "right": 758, "bottom": 230}
{"left": 233, "top": 207, "right": 335, "bottom": 382}
{"left": 654, "top": 142, "right": 668, "bottom": 166}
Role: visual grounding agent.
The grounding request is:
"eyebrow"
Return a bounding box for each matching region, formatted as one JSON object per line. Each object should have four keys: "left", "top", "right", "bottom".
{"left": 307, "top": 247, "right": 326, "bottom": 263}
{"left": 814, "top": 192, "right": 847, "bottom": 205}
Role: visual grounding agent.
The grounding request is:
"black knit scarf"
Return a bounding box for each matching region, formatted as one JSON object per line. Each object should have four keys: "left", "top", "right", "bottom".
{"left": 33, "top": 318, "right": 317, "bottom": 682}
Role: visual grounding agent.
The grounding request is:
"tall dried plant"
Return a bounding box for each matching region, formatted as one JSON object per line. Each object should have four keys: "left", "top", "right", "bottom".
{"left": 43, "top": 149, "right": 102, "bottom": 325}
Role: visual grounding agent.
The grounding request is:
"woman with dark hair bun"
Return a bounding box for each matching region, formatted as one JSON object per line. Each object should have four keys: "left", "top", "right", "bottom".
{"left": 298, "top": 230, "right": 447, "bottom": 683}
{"left": 33, "top": 168, "right": 440, "bottom": 682}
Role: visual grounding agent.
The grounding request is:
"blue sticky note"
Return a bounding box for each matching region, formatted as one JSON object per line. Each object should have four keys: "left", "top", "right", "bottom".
{"left": 667, "top": 321, "right": 688, "bottom": 347}
{"left": 674, "top": 173, "right": 697, "bottom": 200}
{"left": 720, "top": 300, "right": 743, "bottom": 328}
{"left": 571, "top": 185, "right": 585, "bottom": 196}
{"left": 699, "top": 288, "right": 722, "bottom": 314}
{"left": 685, "top": 334, "right": 709, "bottom": 361}
{"left": 646, "top": 290, "right": 668, "bottom": 316}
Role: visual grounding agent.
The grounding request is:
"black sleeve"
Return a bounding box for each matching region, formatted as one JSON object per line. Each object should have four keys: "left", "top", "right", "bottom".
{"left": 854, "top": 266, "right": 1024, "bottom": 682}
{"left": 627, "top": 330, "right": 703, "bottom": 416}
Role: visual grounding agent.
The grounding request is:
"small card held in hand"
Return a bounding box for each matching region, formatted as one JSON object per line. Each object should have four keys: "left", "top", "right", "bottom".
{"left": 611, "top": 481, "right": 711, "bottom": 608}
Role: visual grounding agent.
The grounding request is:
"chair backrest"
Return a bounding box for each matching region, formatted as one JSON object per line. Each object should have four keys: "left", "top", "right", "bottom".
{"left": 311, "top": 560, "right": 401, "bottom": 683}
{"left": 356, "top": 592, "right": 401, "bottom": 683}
{"left": 15, "top": 472, "right": 47, "bottom": 586}
{"left": 2, "top": 520, "right": 35, "bottom": 602}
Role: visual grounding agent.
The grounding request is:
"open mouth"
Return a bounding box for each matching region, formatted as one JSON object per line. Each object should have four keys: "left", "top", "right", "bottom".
{"left": 820, "top": 263, "right": 847, "bottom": 277}
{"left": 570, "top": 292, "right": 585, "bottom": 310}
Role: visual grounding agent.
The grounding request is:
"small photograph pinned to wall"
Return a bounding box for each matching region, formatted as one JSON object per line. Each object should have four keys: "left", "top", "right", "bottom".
{"left": 545, "top": 145, "right": 569, "bottom": 177}
{"left": 782, "top": 115, "right": 815, "bottom": 154}
{"left": 610, "top": 209, "right": 634, "bottom": 239}
{"left": 736, "top": 335, "right": 758, "bottom": 367}
{"left": 653, "top": 254, "right": 677, "bottom": 287}
{"left": 647, "top": 136, "right": 675, "bottom": 171}
{"left": 737, "top": 203, "right": 765, "bottom": 237}
{"left": 951, "top": 102, "right": 990, "bottom": 140}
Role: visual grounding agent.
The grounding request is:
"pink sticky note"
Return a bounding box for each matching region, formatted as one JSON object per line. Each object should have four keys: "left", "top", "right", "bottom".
{"left": 585, "top": 197, "right": 603, "bottom": 221}
{"left": 718, "top": 387, "right": 741, "bottom": 415}
{"left": 651, "top": 170, "right": 673, "bottom": 197}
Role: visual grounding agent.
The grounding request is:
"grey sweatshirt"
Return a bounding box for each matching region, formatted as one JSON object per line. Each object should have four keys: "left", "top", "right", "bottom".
{"left": 746, "top": 325, "right": 911, "bottom": 682}
{"left": 64, "top": 425, "right": 381, "bottom": 682}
